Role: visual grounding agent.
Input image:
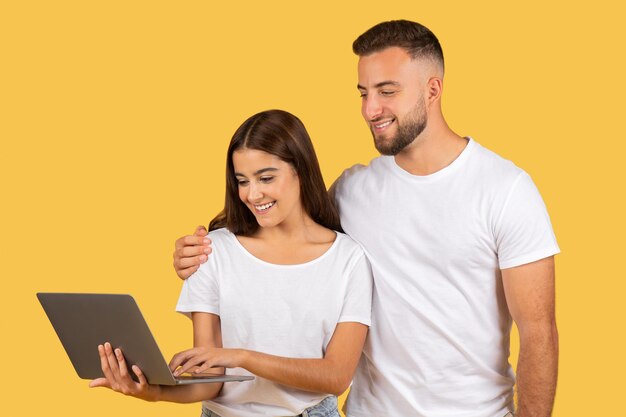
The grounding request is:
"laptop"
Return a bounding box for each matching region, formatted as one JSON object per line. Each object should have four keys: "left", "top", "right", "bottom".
{"left": 37, "top": 292, "right": 254, "bottom": 385}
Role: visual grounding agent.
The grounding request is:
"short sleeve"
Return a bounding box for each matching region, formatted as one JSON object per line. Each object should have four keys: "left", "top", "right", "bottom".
{"left": 176, "top": 262, "right": 220, "bottom": 318}
{"left": 495, "top": 172, "right": 560, "bottom": 269}
{"left": 339, "top": 253, "right": 373, "bottom": 326}
{"left": 332, "top": 164, "right": 366, "bottom": 204}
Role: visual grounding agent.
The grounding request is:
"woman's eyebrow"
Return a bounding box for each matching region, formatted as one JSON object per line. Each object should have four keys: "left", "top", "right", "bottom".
{"left": 234, "top": 167, "right": 279, "bottom": 177}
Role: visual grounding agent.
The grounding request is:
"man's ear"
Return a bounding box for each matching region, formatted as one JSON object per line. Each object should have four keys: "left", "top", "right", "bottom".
{"left": 426, "top": 77, "right": 443, "bottom": 103}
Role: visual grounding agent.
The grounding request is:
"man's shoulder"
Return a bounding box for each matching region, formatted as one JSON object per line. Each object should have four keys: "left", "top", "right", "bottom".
{"left": 332, "top": 156, "right": 388, "bottom": 205}
{"left": 337, "top": 156, "right": 389, "bottom": 184}
{"left": 469, "top": 139, "right": 527, "bottom": 187}
{"left": 471, "top": 139, "right": 520, "bottom": 170}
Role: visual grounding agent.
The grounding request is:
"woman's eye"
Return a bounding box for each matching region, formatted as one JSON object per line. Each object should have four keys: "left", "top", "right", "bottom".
{"left": 237, "top": 179, "right": 249, "bottom": 186}
{"left": 260, "top": 176, "right": 274, "bottom": 183}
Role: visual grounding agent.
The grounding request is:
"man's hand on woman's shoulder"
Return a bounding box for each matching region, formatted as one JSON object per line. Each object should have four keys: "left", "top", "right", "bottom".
{"left": 173, "top": 225, "right": 212, "bottom": 280}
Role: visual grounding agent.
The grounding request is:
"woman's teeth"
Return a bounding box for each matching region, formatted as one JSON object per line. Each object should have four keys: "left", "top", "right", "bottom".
{"left": 255, "top": 202, "right": 275, "bottom": 211}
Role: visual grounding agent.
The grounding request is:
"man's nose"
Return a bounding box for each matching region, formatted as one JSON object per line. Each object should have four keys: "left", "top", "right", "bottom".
{"left": 363, "top": 95, "right": 383, "bottom": 121}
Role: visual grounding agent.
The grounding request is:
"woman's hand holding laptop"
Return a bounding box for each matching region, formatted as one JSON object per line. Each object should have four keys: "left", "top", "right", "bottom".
{"left": 89, "top": 342, "right": 162, "bottom": 402}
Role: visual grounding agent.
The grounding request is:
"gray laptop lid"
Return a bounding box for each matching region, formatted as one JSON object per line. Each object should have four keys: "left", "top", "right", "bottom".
{"left": 37, "top": 293, "right": 253, "bottom": 385}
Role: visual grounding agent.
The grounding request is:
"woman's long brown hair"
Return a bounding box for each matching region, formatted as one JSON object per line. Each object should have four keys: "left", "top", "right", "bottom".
{"left": 209, "top": 110, "right": 340, "bottom": 235}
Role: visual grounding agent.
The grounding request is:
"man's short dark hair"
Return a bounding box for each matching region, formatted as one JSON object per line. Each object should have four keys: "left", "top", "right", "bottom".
{"left": 353, "top": 20, "right": 444, "bottom": 70}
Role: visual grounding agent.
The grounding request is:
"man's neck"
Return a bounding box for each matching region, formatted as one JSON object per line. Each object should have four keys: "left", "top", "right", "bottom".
{"left": 394, "top": 127, "right": 468, "bottom": 176}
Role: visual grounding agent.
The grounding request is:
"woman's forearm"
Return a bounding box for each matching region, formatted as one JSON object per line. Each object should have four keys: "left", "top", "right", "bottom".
{"left": 235, "top": 323, "right": 368, "bottom": 395}
{"left": 239, "top": 350, "right": 351, "bottom": 396}
{"left": 172, "top": 323, "right": 368, "bottom": 396}
{"left": 157, "top": 382, "right": 222, "bottom": 403}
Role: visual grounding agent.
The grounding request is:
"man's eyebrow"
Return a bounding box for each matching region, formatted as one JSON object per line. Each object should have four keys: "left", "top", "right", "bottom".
{"left": 357, "top": 81, "right": 401, "bottom": 90}
{"left": 234, "top": 167, "right": 279, "bottom": 176}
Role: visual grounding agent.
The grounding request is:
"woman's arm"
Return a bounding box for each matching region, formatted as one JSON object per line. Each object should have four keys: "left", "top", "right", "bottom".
{"left": 170, "top": 321, "right": 368, "bottom": 396}
{"left": 159, "top": 312, "right": 224, "bottom": 402}
{"left": 90, "top": 312, "right": 224, "bottom": 403}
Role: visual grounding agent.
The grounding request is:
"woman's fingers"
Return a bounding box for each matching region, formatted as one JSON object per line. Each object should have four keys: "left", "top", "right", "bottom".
{"left": 132, "top": 365, "right": 148, "bottom": 386}
{"left": 89, "top": 377, "right": 111, "bottom": 388}
{"left": 169, "top": 347, "right": 200, "bottom": 371}
{"left": 192, "top": 362, "right": 213, "bottom": 374}
{"left": 91, "top": 343, "right": 158, "bottom": 401}
{"left": 175, "top": 352, "right": 211, "bottom": 375}
{"left": 104, "top": 342, "right": 121, "bottom": 377}
{"left": 98, "top": 344, "right": 118, "bottom": 386}
{"left": 132, "top": 365, "right": 161, "bottom": 401}
{"left": 98, "top": 343, "right": 138, "bottom": 394}
{"left": 115, "top": 348, "right": 129, "bottom": 379}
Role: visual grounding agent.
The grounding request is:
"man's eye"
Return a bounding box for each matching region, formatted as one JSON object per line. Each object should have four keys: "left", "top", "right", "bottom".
{"left": 380, "top": 90, "right": 396, "bottom": 96}
{"left": 359, "top": 92, "right": 367, "bottom": 98}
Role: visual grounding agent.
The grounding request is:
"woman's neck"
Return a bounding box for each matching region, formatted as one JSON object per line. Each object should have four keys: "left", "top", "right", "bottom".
{"left": 237, "top": 216, "right": 337, "bottom": 265}
{"left": 253, "top": 215, "right": 331, "bottom": 245}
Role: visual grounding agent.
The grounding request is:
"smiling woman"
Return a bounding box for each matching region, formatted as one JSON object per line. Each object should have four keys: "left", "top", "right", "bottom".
{"left": 90, "top": 109, "right": 373, "bottom": 417}
{"left": 210, "top": 109, "right": 341, "bottom": 236}
{"left": 233, "top": 149, "right": 302, "bottom": 230}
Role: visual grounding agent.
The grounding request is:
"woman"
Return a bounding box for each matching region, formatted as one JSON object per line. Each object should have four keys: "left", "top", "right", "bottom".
{"left": 90, "top": 110, "right": 373, "bottom": 417}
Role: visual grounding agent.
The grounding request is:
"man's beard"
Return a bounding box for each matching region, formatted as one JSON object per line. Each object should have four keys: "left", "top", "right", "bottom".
{"left": 372, "top": 100, "right": 427, "bottom": 156}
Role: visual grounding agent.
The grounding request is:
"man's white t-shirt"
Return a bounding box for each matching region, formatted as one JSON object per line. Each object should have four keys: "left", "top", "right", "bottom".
{"left": 335, "top": 138, "right": 559, "bottom": 417}
{"left": 176, "top": 228, "right": 373, "bottom": 417}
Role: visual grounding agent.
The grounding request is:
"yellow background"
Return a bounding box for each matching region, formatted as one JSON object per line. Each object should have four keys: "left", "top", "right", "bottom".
{"left": 1, "top": 1, "right": 624, "bottom": 416}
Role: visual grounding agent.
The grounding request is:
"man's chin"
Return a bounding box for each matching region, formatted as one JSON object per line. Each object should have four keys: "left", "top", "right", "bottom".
{"left": 375, "top": 145, "right": 398, "bottom": 156}
{"left": 373, "top": 136, "right": 397, "bottom": 156}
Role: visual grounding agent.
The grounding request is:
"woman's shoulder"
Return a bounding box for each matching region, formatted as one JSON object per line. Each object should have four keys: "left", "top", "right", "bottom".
{"left": 207, "top": 227, "right": 231, "bottom": 239}
{"left": 332, "top": 231, "right": 367, "bottom": 258}
{"left": 206, "top": 227, "right": 238, "bottom": 251}
{"left": 193, "top": 228, "right": 239, "bottom": 275}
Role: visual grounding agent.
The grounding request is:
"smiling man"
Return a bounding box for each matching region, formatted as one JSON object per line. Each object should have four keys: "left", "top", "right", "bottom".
{"left": 173, "top": 20, "right": 559, "bottom": 417}
{"left": 358, "top": 49, "right": 436, "bottom": 157}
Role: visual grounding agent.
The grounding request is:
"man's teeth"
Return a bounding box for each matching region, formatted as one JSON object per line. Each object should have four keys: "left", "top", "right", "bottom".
{"left": 255, "top": 202, "right": 275, "bottom": 210}
{"left": 375, "top": 120, "right": 393, "bottom": 129}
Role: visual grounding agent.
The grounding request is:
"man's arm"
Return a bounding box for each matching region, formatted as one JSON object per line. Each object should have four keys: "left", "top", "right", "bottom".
{"left": 502, "top": 256, "right": 558, "bottom": 417}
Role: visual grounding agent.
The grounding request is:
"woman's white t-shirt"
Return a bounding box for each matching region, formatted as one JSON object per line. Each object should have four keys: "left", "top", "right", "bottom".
{"left": 176, "top": 228, "right": 373, "bottom": 417}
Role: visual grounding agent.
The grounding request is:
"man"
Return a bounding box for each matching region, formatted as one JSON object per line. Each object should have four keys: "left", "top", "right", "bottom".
{"left": 173, "top": 20, "right": 559, "bottom": 417}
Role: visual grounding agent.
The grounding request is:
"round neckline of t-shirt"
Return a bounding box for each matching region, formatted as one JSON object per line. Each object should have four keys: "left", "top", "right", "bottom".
{"left": 387, "top": 136, "right": 476, "bottom": 182}
{"left": 228, "top": 230, "right": 341, "bottom": 269}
